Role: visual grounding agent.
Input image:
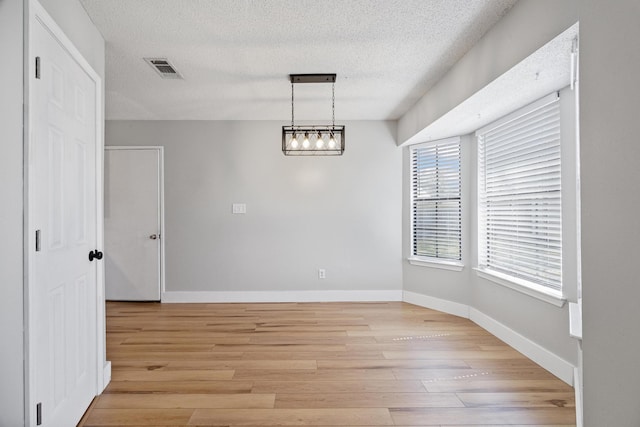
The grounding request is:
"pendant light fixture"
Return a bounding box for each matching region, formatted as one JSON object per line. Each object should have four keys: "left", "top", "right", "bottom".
{"left": 282, "top": 74, "right": 345, "bottom": 156}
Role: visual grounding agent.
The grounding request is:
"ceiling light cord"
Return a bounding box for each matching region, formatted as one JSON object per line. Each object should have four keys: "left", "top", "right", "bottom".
{"left": 332, "top": 81, "right": 335, "bottom": 128}
{"left": 291, "top": 81, "right": 295, "bottom": 127}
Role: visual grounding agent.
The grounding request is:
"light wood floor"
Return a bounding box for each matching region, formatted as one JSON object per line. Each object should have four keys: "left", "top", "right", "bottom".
{"left": 78, "top": 301, "right": 576, "bottom": 426}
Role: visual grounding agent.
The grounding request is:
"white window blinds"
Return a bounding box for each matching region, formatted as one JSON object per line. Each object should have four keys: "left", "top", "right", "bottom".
{"left": 477, "top": 94, "right": 562, "bottom": 292}
{"left": 411, "top": 138, "right": 461, "bottom": 261}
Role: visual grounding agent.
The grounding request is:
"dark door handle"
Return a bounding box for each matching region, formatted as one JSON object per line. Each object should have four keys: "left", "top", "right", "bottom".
{"left": 89, "top": 249, "right": 103, "bottom": 261}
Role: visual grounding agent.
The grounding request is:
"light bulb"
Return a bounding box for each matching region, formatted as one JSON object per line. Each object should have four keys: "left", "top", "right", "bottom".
{"left": 316, "top": 133, "right": 324, "bottom": 149}
{"left": 290, "top": 135, "right": 299, "bottom": 149}
{"left": 328, "top": 134, "right": 336, "bottom": 149}
{"left": 302, "top": 133, "right": 310, "bottom": 149}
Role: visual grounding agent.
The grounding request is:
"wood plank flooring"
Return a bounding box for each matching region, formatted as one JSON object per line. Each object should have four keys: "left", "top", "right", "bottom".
{"left": 78, "top": 301, "right": 575, "bottom": 426}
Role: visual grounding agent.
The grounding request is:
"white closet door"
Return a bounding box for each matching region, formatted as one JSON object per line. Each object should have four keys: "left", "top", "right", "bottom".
{"left": 31, "top": 12, "right": 98, "bottom": 426}
{"left": 105, "top": 147, "right": 162, "bottom": 301}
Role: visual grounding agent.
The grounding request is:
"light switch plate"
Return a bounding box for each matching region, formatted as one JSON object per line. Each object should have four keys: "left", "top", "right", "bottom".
{"left": 232, "top": 203, "right": 246, "bottom": 214}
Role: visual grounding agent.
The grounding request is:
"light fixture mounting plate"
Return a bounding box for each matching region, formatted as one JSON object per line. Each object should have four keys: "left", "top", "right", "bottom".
{"left": 290, "top": 74, "right": 336, "bottom": 84}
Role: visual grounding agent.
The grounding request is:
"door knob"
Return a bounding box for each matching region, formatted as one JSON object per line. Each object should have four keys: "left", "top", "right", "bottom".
{"left": 88, "top": 249, "right": 103, "bottom": 261}
{"left": 149, "top": 234, "right": 158, "bottom": 240}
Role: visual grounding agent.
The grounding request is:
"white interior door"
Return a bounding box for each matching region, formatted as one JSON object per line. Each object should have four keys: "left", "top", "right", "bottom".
{"left": 105, "top": 147, "right": 163, "bottom": 301}
{"left": 30, "top": 10, "right": 98, "bottom": 427}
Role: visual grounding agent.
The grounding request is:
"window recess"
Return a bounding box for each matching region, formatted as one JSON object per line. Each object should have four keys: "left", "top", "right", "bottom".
{"left": 410, "top": 137, "right": 462, "bottom": 266}
{"left": 477, "top": 93, "right": 562, "bottom": 295}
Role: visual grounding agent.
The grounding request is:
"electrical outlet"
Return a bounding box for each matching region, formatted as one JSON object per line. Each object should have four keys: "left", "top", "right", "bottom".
{"left": 318, "top": 268, "right": 326, "bottom": 279}
{"left": 232, "top": 203, "right": 246, "bottom": 214}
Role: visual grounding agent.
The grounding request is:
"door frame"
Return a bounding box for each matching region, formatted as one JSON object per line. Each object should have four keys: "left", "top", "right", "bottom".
{"left": 23, "top": 0, "right": 106, "bottom": 424}
{"left": 105, "top": 146, "right": 166, "bottom": 300}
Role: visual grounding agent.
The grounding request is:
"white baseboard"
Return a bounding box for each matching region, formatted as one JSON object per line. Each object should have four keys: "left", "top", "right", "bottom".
{"left": 102, "top": 361, "right": 111, "bottom": 392}
{"left": 574, "top": 366, "right": 583, "bottom": 427}
{"left": 161, "top": 290, "right": 403, "bottom": 303}
{"left": 469, "top": 308, "right": 575, "bottom": 384}
{"left": 402, "top": 290, "right": 470, "bottom": 318}
{"left": 402, "top": 291, "right": 575, "bottom": 386}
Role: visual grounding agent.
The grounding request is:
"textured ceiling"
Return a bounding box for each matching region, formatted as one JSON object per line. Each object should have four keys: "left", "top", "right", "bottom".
{"left": 410, "top": 23, "right": 579, "bottom": 143}
{"left": 79, "top": 0, "right": 517, "bottom": 120}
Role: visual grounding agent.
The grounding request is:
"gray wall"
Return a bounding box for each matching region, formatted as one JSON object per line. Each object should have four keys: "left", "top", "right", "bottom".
{"left": 580, "top": 0, "right": 640, "bottom": 425}
{"left": 0, "top": 0, "right": 25, "bottom": 424}
{"left": 402, "top": 135, "right": 473, "bottom": 305}
{"left": 469, "top": 89, "right": 579, "bottom": 365}
{"left": 106, "top": 121, "right": 403, "bottom": 295}
{"left": 400, "top": 0, "right": 580, "bottom": 367}
{"left": 402, "top": 98, "right": 579, "bottom": 366}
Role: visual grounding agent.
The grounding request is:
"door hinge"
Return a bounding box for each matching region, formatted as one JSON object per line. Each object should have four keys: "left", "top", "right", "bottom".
{"left": 35, "top": 230, "right": 41, "bottom": 252}
{"left": 35, "top": 56, "right": 41, "bottom": 79}
{"left": 36, "top": 402, "right": 42, "bottom": 425}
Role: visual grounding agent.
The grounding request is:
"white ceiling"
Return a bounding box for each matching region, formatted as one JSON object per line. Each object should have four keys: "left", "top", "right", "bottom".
{"left": 79, "top": 0, "right": 517, "bottom": 121}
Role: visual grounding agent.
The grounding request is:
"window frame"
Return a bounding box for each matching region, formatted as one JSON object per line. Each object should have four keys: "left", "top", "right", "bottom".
{"left": 408, "top": 136, "right": 463, "bottom": 271}
{"left": 475, "top": 92, "right": 567, "bottom": 305}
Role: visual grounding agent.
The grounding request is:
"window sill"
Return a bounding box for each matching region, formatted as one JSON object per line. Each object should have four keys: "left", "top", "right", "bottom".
{"left": 408, "top": 257, "right": 464, "bottom": 272}
{"left": 474, "top": 268, "right": 566, "bottom": 307}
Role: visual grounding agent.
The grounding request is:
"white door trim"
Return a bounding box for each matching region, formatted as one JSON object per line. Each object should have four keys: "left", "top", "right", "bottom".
{"left": 105, "top": 146, "right": 166, "bottom": 298}
{"left": 24, "top": 0, "right": 105, "bottom": 424}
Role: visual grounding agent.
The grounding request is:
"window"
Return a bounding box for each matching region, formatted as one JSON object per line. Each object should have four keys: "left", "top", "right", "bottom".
{"left": 477, "top": 93, "right": 562, "bottom": 295}
{"left": 410, "top": 137, "right": 461, "bottom": 266}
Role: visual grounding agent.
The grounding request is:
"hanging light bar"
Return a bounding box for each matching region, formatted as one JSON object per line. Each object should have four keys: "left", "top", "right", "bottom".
{"left": 282, "top": 74, "right": 345, "bottom": 156}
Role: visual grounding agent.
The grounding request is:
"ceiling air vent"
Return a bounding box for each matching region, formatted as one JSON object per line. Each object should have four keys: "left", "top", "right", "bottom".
{"left": 144, "top": 58, "right": 183, "bottom": 79}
